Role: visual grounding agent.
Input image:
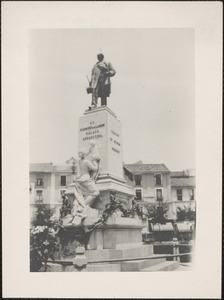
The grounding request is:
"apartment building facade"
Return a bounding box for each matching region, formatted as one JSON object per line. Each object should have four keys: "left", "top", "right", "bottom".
{"left": 123, "top": 162, "right": 196, "bottom": 220}
{"left": 29, "top": 163, "right": 74, "bottom": 220}
{"left": 30, "top": 161, "right": 195, "bottom": 221}
{"left": 170, "top": 169, "right": 196, "bottom": 214}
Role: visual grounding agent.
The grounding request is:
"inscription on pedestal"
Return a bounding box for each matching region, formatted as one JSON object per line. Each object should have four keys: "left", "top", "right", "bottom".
{"left": 78, "top": 108, "right": 124, "bottom": 179}
{"left": 80, "top": 122, "right": 105, "bottom": 141}
{"left": 110, "top": 130, "right": 121, "bottom": 154}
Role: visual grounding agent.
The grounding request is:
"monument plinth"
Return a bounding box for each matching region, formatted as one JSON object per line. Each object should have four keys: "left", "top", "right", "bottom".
{"left": 79, "top": 106, "right": 123, "bottom": 179}
{"left": 78, "top": 106, "right": 134, "bottom": 212}
{"left": 58, "top": 105, "right": 141, "bottom": 256}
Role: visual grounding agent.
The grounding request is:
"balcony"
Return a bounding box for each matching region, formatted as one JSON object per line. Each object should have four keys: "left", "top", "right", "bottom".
{"left": 35, "top": 198, "right": 43, "bottom": 204}
{"left": 156, "top": 197, "right": 163, "bottom": 202}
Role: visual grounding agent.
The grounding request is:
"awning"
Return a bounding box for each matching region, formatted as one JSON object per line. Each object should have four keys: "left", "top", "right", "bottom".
{"left": 152, "top": 223, "right": 174, "bottom": 232}
{"left": 176, "top": 221, "right": 194, "bottom": 232}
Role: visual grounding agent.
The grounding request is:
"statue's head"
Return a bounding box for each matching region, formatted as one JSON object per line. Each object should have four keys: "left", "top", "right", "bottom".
{"left": 78, "top": 147, "right": 88, "bottom": 158}
{"left": 97, "top": 53, "right": 104, "bottom": 62}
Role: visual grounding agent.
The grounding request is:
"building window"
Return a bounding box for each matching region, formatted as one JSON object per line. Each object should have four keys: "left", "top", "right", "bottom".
{"left": 134, "top": 174, "right": 142, "bottom": 186}
{"left": 60, "top": 175, "right": 66, "bottom": 186}
{"left": 155, "top": 174, "right": 162, "bottom": 185}
{"left": 36, "top": 190, "right": 43, "bottom": 203}
{"left": 177, "top": 189, "right": 183, "bottom": 201}
{"left": 36, "top": 178, "right": 43, "bottom": 186}
{"left": 190, "top": 189, "right": 194, "bottom": 200}
{"left": 156, "top": 189, "right": 163, "bottom": 201}
{"left": 135, "top": 189, "right": 142, "bottom": 201}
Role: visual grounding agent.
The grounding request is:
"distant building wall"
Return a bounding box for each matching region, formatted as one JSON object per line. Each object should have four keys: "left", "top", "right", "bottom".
{"left": 124, "top": 167, "right": 171, "bottom": 203}
{"left": 29, "top": 172, "right": 52, "bottom": 204}
{"left": 30, "top": 167, "right": 73, "bottom": 205}
{"left": 29, "top": 163, "right": 73, "bottom": 222}
{"left": 124, "top": 164, "right": 196, "bottom": 221}
{"left": 30, "top": 162, "right": 195, "bottom": 223}
{"left": 171, "top": 187, "right": 195, "bottom": 202}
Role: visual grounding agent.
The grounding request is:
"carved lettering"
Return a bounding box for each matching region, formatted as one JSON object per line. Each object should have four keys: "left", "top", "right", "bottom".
{"left": 83, "top": 134, "right": 103, "bottom": 141}
{"left": 112, "top": 147, "right": 120, "bottom": 154}
{"left": 86, "top": 130, "right": 99, "bottom": 135}
{"left": 114, "top": 140, "right": 120, "bottom": 146}
{"left": 111, "top": 130, "right": 119, "bottom": 137}
{"left": 80, "top": 123, "right": 105, "bottom": 132}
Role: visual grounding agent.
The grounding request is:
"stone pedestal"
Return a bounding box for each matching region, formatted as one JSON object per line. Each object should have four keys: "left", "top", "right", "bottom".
{"left": 88, "top": 219, "right": 143, "bottom": 250}
{"left": 56, "top": 106, "right": 143, "bottom": 259}
{"left": 79, "top": 106, "right": 124, "bottom": 179}
{"left": 78, "top": 106, "right": 134, "bottom": 213}
{"left": 57, "top": 217, "right": 144, "bottom": 258}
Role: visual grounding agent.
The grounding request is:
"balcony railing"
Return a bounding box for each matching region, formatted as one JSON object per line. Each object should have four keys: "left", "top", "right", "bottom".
{"left": 35, "top": 198, "right": 43, "bottom": 204}
{"left": 156, "top": 197, "right": 163, "bottom": 202}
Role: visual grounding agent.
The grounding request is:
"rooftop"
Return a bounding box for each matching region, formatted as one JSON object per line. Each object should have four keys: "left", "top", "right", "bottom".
{"left": 171, "top": 169, "right": 195, "bottom": 177}
{"left": 30, "top": 163, "right": 71, "bottom": 172}
{"left": 171, "top": 177, "right": 196, "bottom": 187}
{"left": 171, "top": 171, "right": 188, "bottom": 178}
{"left": 125, "top": 163, "right": 170, "bottom": 173}
{"left": 30, "top": 163, "right": 54, "bottom": 172}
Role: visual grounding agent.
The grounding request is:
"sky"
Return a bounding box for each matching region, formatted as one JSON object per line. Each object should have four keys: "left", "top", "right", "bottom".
{"left": 29, "top": 28, "right": 195, "bottom": 171}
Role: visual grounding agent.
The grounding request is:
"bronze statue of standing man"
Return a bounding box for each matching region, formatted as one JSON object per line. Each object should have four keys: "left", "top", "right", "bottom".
{"left": 88, "top": 53, "right": 116, "bottom": 109}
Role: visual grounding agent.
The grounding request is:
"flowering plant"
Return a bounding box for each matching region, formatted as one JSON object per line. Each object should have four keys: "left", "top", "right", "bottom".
{"left": 30, "top": 205, "right": 59, "bottom": 272}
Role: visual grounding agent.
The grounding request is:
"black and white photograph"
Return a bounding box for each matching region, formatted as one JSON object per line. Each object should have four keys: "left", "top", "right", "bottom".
{"left": 29, "top": 28, "right": 195, "bottom": 273}
{"left": 2, "top": 2, "right": 222, "bottom": 298}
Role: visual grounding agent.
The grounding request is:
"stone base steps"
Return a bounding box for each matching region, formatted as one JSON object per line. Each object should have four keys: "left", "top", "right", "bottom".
{"left": 120, "top": 256, "right": 166, "bottom": 272}
{"left": 87, "top": 263, "right": 121, "bottom": 272}
{"left": 42, "top": 260, "right": 179, "bottom": 272}
{"left": 85, "top": 245, "right": 154, "bottom": 261}
{"left": 42, "top": 245, "right": 179, "bottom": 272}
{"left": 85, "top": 258, "right": 178, "bottom": 272}
{"left": 140, "top": 261, "right": 179, "bottom": 272}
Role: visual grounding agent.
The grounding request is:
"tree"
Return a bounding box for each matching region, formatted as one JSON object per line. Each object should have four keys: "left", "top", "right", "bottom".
{"left": 147, "top": 202, "right": 169, "bottom": 225}
{"left": 176, "top": 205, "right": 196, "bottom": 222}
